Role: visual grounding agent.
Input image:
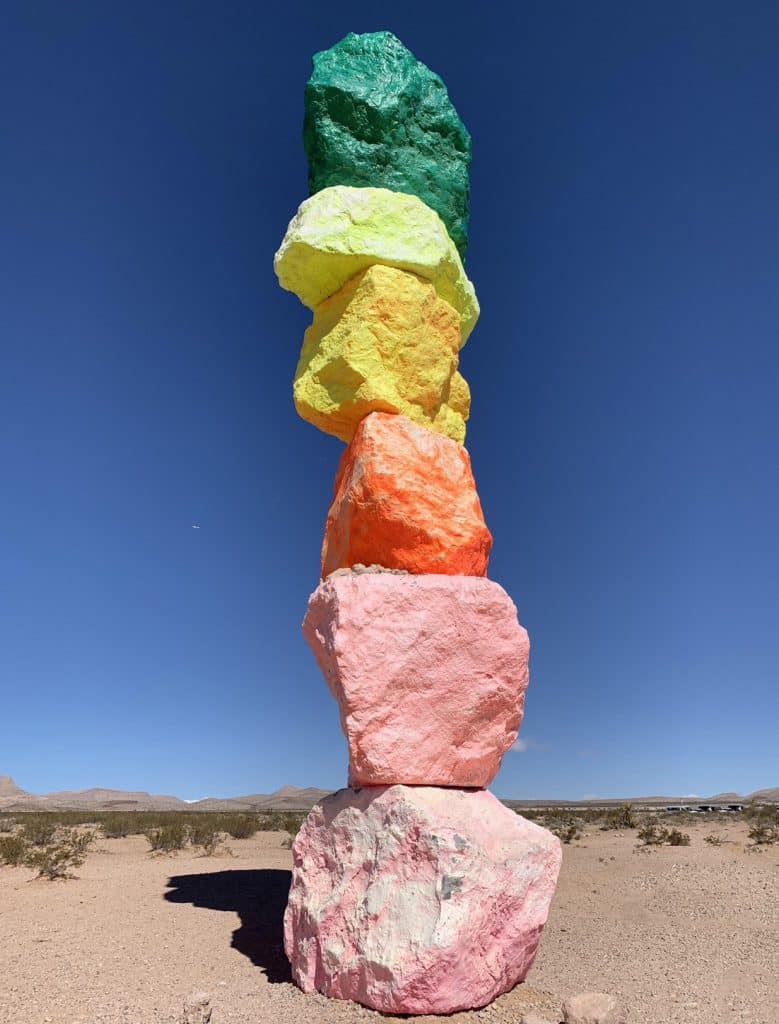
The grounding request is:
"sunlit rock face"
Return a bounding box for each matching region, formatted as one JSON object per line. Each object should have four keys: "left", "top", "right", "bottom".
{"left": 293, "top": 267, "right": 469, "bottom": 444}
{"left": 284, "top": 785, "right": 562, "bottom": 1015}
{"left": 304, "top": 30, "right": 472, "bottom": 258}
{"left": 274, "top": 185, "right": 479, "bottom": 343}
{"left": 302, "top": 571, "right": 529, "bottom": 788}
{"left": 320, "top": 412, "right": 490, "bottom": 576}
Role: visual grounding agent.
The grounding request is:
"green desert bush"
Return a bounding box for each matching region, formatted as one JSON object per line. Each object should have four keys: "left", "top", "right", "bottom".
{"left": 666, "top": 828, "right": 691, "bottom": 846}
{"left": 255, "top": 811, "right": 306, "bottom": 835}
{"left": 638, "top": 823, "right": 663, "bottom": 845}
{"left": 100, "top": 814, "right": 133, "bottom": 838}
{"left": 742, "top": 802, "right": 778, "bottom": 844}
{"left": 189, "top": 823, "right": 222, "bottom": 856}
{"left": 0, "top": 835, "right": 27, "bottom": 866}
{"left": 221, "top": 815, "right": 257, "bottom": 840}
{"left": 23, "top": 818, "right": 56, "bottom": 846}
{"left": 748, "top": 822, "right": 779, "bottom": 845}
{"left": 601, "top": 803, "right": 638, "bottom": 830}
{"left": 552, "top": 820, "right": 581, "bottom": 844}
{"left": 15, "top": 811, "right": 97, "bottom": 829}
{"left": 704, "top": 833, "right": 724, "bottom": 846}
{"left": 0, "top": 817, "right": 16, "bottom": 833}
{"left": 280, "top": 813, "right": 305, "bottom": 836}
{"left": 144, "top": 823, "right": 188, "bottom": 853}
{"left": 638, "top": 823, "right": 690, "bottom": 847}
{"left": 743, "top": 801, "right": 777, "bottom": 823}
{"left": 24, "top": 830, "right": 95, "bottom": 879}
{"left": 10, "top": 809, "right": 313, "bottom": 851}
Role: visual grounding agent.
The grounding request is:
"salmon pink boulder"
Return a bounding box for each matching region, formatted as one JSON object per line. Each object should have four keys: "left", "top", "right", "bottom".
{"left": 321, "top": 412, "right": 492, "bottom": 578}
{"left": 284, "top": 785, "right": 561, "bottom": 1015}
{"left": 303, "top": 571, "right": 530, "bottom": 787}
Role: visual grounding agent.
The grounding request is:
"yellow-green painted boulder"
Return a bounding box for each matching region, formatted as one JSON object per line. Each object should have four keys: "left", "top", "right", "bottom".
{"left": 274, "top": 186, "right": 479, "bottom": 345}
{"left": 293, "top": 265, "right": 470, "bottom": 443}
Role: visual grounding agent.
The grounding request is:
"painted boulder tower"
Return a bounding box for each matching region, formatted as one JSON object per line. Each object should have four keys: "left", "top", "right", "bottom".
{"left": 274, "top": 31, "right": 561, "bottom": 1015}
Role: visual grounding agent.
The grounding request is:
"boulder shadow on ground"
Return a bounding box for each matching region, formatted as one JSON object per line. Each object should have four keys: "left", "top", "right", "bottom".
{"left": 164, "top": 869, "right": 292, "bottom": 983}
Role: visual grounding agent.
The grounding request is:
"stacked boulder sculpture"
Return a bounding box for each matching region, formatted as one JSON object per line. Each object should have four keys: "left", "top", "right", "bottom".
{"left": 274, "top": 31, "right": 561, "bottom": 1016}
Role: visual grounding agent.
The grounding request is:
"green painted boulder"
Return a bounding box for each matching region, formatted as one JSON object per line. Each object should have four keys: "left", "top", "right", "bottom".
{"left": 304, "top": 31, "right": 472, "bottom": 257}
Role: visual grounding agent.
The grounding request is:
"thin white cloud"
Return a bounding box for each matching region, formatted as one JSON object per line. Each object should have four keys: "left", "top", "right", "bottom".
{"left": 510, "top": 737, "right": 545, "bottom": 753}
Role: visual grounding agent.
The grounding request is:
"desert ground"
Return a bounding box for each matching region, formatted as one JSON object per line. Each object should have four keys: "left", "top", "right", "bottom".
{"left": 0, "top": 819, "right": 776, "bottom": 1024}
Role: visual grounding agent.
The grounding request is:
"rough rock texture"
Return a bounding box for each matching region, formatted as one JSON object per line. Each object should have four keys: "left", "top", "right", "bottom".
{"left": 321, "top": 412, "right": 491, "bottom": 576}
{"left": 284, "top": 785, "right": 562, "bottom": 1015}
{"left": 562, "top": 992, "right": 621, "bottom": 1024}
{"left": 274, "top": 185, "right": 479, "bottom": 343}
{"left": 182, "top": 992, "right": 212, "bottom": 1024}
{"left": 302, "top": 572, "right": 529, "bottom": 787}
{"left": 294, "top": 266, "right": 469, "bottom": 444}
{"left": 304, "top": 31, "right": 471, "bottom": 257}
{"left": 328, "top": 562, "right": 409, "bottom": 577}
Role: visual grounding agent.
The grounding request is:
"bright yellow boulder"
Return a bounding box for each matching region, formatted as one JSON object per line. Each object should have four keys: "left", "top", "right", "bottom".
{"left": 293, "top": 265, "right": 471, "bottom": 443}
{"left": 274, "top": 186, "right": 479, "bottom": 345}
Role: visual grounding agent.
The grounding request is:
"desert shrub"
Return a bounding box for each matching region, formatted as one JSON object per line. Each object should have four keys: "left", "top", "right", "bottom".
{"left": 638, "top": 823, "right": 661, "bottom": 845}
{"left": 666, "top": 828, "right": 690, "bottom": 846}
{"left": 144, "top": 824, "right": 187, "bottom": 853}
{"left": 601, "top": 803, "right": 638, "bottom": 830}
{"left": 24, "top": 829, "right": 94, "bottom": 879}
{"left": 255, "top": 812, "right": 280, "bottom": 832}
{"left": 256, "top": 811, "right": 306, "bottom": 834}
{"left": 742, "top": 802, "right": 777, "bottom": 845}
{"left": 0, "top": 835, "right": 27, "bottom": 866}
{"left": 515, "top": 806, "right": 609, "bottom": 831}
{"left": 221, "top": 815, "right": 257, "bottom": 840}
{"left": 280, "top": 813, "right": 305, "bottom": 835}
{"left": 743, "top": 801, "right": 777, "bottom": 823}
{"left": 189, "top": 823, "right": 222, "bottom": 856}
{"left": 704, "top": 833, "right": 724, "bottom": 846}
{"left": 15, "top": 811, "right": 97, "bottom": 829}
{"left": 23, "top": 819, "right": 56, "bottom": 846}
{"left": 538, "top": 807, "right": 574, "bottom": 824}
{"left": 638, "top": 823, "right": 690, "bottom": 846}
{"left": 748, "top": 822, "right": 779, "bottom": 845}
{"left": 552, "top": 821, "right": 581, "bottom": 844}
{"left": 0, "top": 817, "right": 16, "bottom": 833}
{"left": 101, "top": 814, "right": 133, "bottom": 838}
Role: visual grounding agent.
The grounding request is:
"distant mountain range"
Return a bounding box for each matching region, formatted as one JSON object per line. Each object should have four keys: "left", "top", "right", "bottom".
{"left": 504, "top": 788, "right": 779, "bottom": 809}
{"left": 1, "top": 775, "right": 776, "bottom": 812}
{"left": 0, "top": 776, "right": 331, "bottom": 812}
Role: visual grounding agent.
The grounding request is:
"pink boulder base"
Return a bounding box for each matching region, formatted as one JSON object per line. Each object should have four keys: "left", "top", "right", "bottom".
{"left": 284, "top": 785, "right": 562, "bottom": 1015}
{"left": 303, "top": 572, "right": 530, "bottom": 787}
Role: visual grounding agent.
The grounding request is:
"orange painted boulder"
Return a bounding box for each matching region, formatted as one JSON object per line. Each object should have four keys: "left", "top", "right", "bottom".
{"left": 321, "top": 412, "right": 491, "bottom": 577}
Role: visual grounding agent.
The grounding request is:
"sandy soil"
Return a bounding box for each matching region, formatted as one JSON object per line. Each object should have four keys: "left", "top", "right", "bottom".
{"left": 0, "top": 821, "right": 776, "bottom": 1024}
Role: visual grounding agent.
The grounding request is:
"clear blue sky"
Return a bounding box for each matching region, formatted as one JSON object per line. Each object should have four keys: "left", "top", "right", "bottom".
{"left": 2, "top": 2, "right": 777, "bottom": 801}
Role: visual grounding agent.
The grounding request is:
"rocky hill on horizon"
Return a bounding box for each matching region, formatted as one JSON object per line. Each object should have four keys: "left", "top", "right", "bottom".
{"left": 1, "top": 774, "right": 776, "bottom": 812}
{"left": 0, "top": 776, "right": 332, "bottom": 812}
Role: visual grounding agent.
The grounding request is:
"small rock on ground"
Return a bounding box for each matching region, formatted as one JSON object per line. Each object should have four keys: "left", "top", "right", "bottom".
{"left": 563, "top": 991, "right": 620, "bottom": 1024}
{"left": 183, "top": 991, "right": 212, "bottom": 1024}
